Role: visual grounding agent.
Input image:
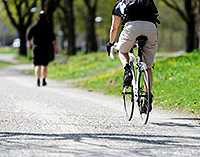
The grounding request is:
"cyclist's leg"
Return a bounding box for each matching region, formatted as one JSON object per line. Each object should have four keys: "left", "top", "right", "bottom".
{"left": 119, "top": 52, "right": 129, "bottom": 67}
{"left": 146, "top": 68, "right": 153, "bottom": 91}
{"left": 142, "top": 30, "right": 158, "bottom": 111}
{"left": 119, "top": 51, "right": 133, "bottom": 87}
{"left": 143, "top": 54, "right": 155, "bottom": 95}
{"left": 118, "top": 22, "right": 138, "bottom": 67}
{"left": 118, "top": 38, "right": 133, "bottom": 68}
{"left": 118, "top": 25, "right": 136, "bottom": 86}
{"left": 143, "top": 29, "right": 158, "bottom": 88}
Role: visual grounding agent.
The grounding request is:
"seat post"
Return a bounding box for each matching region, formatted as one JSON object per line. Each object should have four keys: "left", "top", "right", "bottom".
{"left": 136, "top": 35, "right": 148, "bottom": 62}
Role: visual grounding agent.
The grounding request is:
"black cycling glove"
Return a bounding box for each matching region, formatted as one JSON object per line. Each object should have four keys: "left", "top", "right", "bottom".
{"left": 106, "top": 42, "right": 114, "bottom": 56}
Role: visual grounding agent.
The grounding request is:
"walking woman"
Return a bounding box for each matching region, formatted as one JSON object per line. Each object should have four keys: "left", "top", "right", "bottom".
{"left": 28, "top": 11, "right": 58, "bottom": 86}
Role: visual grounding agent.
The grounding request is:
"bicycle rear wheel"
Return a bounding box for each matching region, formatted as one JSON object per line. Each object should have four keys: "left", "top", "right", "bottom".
{"left": 122, "top": 85, "right": 134, "bottom": 121}
{"left": 137, "top": 69, "right": 151, "bottom": 125}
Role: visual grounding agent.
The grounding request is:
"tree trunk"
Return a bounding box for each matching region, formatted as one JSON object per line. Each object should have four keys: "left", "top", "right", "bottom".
{"left": 85, "top": 8, "right": 98, "bottom": 52}
{"left": 162, "top": 0, "right": 200, "bottom": 52}
{"left": 194, "top": 0, "right": 200, "bottom": 49}
{"left": 185, "top": 0, "right": 199, "bottom": 52}
{"left": 60, "top": 21, "right": 66, "bottom": 50}
{"left": 48, "top": 12, "right": 54, "bottom": 31}
{"left": 65, "top": 0, "right": 76, "bottom": 55}
{"left": 2, "top": 0, "right": 37, "bottom": 56}
{"left": 197, "top": 20, "right": 200, "bottom": 49}
{"left": 186, "top": 21, "right": 198, "bottom": 52}
{"left": 19, "top": 29, "right": 27, "bottom": 56}
{"left": 41, "top": 0, "right": 46, "bottom": 10}
{"left": 46, "top": 0, "right": 61, "bottom": 31}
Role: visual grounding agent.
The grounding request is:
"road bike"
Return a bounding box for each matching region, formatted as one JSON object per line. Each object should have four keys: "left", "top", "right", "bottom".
{"left": 111, "top": 35, "right": 152, "bottom": 125}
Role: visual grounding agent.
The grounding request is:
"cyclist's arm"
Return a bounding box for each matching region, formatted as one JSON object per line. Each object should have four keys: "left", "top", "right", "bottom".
{"left": 109, "top": 15, "right": 121, "bottom": 44}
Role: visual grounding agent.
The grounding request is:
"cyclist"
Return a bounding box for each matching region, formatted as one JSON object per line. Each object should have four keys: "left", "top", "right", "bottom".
{"left": 106, "top": 0, "right": 160, "bottom": 112}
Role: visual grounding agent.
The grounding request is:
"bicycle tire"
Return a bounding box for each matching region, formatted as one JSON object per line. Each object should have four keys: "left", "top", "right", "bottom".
{"left": 122, "top": 85, "right": 134, "bottom": 121}
{"left": 137, "top": 69, "right": 151, "bottom": 125}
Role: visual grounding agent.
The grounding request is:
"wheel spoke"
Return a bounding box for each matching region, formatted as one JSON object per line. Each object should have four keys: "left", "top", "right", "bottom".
{"left": 137, "top": 70, "right": 151, "bottom": 125}
{"left": 122, "top": 85, "right": 134, "bottom": 121}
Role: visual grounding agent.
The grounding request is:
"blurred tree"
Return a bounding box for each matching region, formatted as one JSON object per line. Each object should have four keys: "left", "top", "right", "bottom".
{"left": 194, "top": 0, "right": 200, "bottom": 49}
{"left": 43, "top": 0, "right": 61, "bottom": 30}
{"left": 162, "top": 0, "right": 200, "bottom": 52}
{"left": 96, "top": 0, "right": 115, "bottom": 43}
{"left": 156, "top": 0, "right": 185, "bottom": 51}
{"left": 41, "top": 0, "right": 46, "bottom": 10}
{"left": 83, "top": 0, "right": 98, "bottom": 52}
{"left": 2, "top": 0, "right": 38, "bottom": 56}
{"left": 59, "top": 0, "right": 76, "bottom": 55}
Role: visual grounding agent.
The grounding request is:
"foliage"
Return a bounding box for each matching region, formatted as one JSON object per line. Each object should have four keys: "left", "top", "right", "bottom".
{"left": 0, "top": 4, "right": 15, "bottom": 34}
{"left": 157, "top": 0, "right": 185, "bottom": 51}
{"left": 0, "top": 0, "right": 189, "bottom": 52}
{"left": 1, "top": 0, "right": 40, "bottom": 56}
{"left": 160, "top": 0, "right": 200, "bottom": 52}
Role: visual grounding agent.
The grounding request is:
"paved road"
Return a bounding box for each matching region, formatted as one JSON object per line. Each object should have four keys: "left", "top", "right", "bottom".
{"left": 0, "top": 57, "right": 199, "bottom": 157}
{"left": 0, "top": 53, "right": 18, "bottom": 64}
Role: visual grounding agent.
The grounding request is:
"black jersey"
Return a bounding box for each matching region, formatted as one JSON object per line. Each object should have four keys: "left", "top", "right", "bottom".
{"left": 112, "top": 0, "right": 160, "bottom": 25}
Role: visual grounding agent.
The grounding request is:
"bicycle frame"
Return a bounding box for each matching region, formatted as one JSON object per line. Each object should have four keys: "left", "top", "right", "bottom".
{"left": 130, "top": 40, "right": 148, "bottom": 107}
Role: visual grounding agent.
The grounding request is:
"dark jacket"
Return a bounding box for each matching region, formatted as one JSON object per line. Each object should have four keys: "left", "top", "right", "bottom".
{"left": 28, "top": 19, "right": 56, "bottom": 64}
{"left": 28, "top": 19, "right": 55, "bottom": 48}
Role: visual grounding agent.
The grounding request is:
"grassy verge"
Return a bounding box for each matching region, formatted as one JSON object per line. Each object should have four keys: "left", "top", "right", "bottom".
{"left": 15, "top": 55, "right": 32, "bottom": 64}
{"left": 0, "top": 61, "right": 13, "bottom": 68}
{"left": 0, "top": 48, "right": 16, "bottom": 68}
{"left": 48, "top": 51, "right": 200, "bottom": 115}
{"left": 154, "top": 51, "right": 200, "bottom": 115}
{"left": 0, "top": 47, "right": 32, "bottom": 64}
{"left": 48, "top": 52, "right": 121, "bottom": 80}
{"left": 0, "top": 47, "right": 17, "bottom": 54}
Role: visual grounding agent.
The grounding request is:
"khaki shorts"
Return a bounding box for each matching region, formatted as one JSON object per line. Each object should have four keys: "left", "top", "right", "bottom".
{"left": 118, "top": 21, "right": 158, "bottom": 67}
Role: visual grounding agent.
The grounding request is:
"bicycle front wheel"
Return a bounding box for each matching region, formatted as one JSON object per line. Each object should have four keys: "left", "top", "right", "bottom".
{"left": 137, "top": 69, "right": 151, "bottom": 125}
{"left": 122, "top": 85, "right": 134, "bottom": 121}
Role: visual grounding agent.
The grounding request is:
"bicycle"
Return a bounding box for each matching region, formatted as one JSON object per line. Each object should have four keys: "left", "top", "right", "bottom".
{"left": 110, "top": 35, "right": 152, "bottom": 125}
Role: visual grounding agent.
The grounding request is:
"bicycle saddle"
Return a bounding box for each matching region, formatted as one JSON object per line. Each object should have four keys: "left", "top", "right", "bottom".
{"left": 136, "top": 35, "right": 148, "bottom": 48}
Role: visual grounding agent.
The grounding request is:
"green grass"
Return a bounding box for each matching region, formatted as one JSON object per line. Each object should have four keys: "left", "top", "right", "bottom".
{"left": 0, "top": 47, "right": 32, "bottom": 64}
{"left": 48, "top": 52, "right": 121, "bottom": 80}
{"left": 154, "top": 51, "right": 200, "bottom": 115}
{"left": 15, "top": 55, "right": 32, "bottom": 64}
{"left": 0, "top": 47, "right": 17, "bottom": 54}
{"left": 0, "top": 48, "right": 16, "bottom": 68}
{"left": 0, "top": 61, "right": 13, "bottom": 68}
{"left": 48, "top": 51, "right": 200, "bottom": 115}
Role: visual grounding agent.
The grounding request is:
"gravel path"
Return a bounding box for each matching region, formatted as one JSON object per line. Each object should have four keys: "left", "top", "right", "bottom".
{"left": 0, "top": 55, "right": 199, "bottom": 157}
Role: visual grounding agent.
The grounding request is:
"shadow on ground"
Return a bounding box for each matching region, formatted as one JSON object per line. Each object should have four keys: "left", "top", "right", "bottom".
{"left": 0, "top": 132, "right": 199, "bottom": 150}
